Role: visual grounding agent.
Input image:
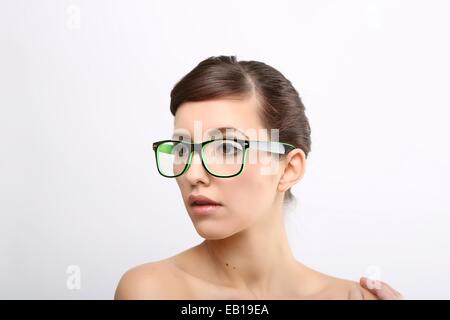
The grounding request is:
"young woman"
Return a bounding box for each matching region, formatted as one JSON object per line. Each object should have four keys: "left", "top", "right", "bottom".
{"left": 115, "top": 56, "right": 401, "bottom": 300}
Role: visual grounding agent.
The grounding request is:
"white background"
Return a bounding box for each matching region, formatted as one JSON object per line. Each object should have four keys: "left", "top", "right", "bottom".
{"left": 1, "top": 0, "right": 449, "bottom": 299}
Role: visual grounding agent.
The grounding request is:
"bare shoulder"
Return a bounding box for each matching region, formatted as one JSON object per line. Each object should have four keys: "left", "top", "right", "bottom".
{"left": 306, "top": 268, "right": 378, "bottom": 300}
{"left": 114, "top": 259, "right": 191, "bottom": 300}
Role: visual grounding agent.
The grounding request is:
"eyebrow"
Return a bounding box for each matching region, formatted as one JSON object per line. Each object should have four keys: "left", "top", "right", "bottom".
{"left": 171, "top": 126, "right": 249, "bottom": 140}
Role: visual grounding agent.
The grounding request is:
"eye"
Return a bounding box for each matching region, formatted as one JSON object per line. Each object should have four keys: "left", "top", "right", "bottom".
{"left": 173, "top": 142, "right": 190, "bottom": 158}
{"left": 217, "top": 141, "right": 242, "bottom": 155}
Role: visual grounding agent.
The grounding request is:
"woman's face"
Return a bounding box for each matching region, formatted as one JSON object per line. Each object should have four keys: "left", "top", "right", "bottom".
{"left": 173, "top": 96, "right": 288, "bottom": 240}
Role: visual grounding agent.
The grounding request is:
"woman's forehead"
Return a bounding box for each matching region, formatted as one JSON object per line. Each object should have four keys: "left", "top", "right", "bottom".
{"left": 171, "top": 125, "right": 274, "bottom": 142}
{"left": 173, "top": 98, "right": 267, "bottom": 140}
{"left": 172, "top": 126, "right": 247, "bottom": 140}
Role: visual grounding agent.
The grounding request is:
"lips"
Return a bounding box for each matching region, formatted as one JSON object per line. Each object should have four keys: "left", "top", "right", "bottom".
{"left": 188, "top": 195, "right": 222, "bottom": 216}
{"left": 188, "top": 194, "right": 222, "bottom": 207}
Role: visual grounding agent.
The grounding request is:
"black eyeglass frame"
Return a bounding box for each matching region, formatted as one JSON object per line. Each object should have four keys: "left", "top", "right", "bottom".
{"left": 152, "top": 138, "right": 296, "bottom": 178}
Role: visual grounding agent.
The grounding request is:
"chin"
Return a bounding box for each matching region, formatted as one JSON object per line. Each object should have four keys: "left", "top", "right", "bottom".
{"left": 195, "top": 228, "right": 230, "bottom": 240}
{"left": 193, "top": 222, "right": 238, "bottom": 240}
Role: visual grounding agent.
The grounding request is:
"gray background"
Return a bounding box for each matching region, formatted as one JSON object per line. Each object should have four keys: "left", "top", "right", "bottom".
{"left": 1, "top": 0, "right": 449, "bottom": 299}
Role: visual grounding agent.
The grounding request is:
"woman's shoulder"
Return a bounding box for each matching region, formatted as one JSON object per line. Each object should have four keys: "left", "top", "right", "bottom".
{"left": 310, "top": 270, "right": 378, "bottom": 300}
{"left": 114, "top": 257, "right": 192, "bottom": 300}
{"left": 114, "top": 244, "right": 206, "bottom": 299}
{"left": 294, "top": 263, "right": 375, "bottom": 300}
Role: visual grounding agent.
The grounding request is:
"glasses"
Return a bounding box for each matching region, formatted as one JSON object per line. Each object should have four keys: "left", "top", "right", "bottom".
{"left": 152, "top": 138, "right": 296, "bottom": 178}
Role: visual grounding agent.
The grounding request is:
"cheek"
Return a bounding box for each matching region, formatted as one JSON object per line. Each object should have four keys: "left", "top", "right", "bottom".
{"left": 175, "top": 177, "right": 190, "bottom": 206}
{"left": 223, "top": 153, "right": 278, "bottom": 213}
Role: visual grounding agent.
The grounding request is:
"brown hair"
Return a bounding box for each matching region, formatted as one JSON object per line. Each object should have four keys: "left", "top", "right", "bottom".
{"left": 169, "top": 55, "right": 311, "bottom": 204}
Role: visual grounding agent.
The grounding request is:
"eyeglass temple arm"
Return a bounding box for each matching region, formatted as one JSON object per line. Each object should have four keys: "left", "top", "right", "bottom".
{"left": 248, "top": 141, "right": 295, "bottom": 154}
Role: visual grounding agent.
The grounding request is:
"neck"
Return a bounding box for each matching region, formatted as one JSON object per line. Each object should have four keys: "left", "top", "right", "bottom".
{"left": 200, "top": 202, "right": 299, "bottom": 296}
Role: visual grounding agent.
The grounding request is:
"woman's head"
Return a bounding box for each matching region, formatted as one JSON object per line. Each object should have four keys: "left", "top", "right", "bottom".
{"left": 169, "top": 55, "right": 311, "bottom": 239}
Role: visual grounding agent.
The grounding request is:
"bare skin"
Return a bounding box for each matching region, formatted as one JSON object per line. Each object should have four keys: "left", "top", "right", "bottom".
{"left": 115, "top": 96, "right": 397, "bottom": 300}
{"left": 115, "top": 242, "right": 376, "bottom": 300}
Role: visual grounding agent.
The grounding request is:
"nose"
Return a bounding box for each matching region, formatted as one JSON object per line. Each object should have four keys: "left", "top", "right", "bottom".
{"left": 184, "top": 148, "right": 210, "bottom": 184}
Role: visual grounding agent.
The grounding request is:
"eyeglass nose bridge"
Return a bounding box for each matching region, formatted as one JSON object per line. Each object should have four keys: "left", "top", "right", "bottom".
{"left": 181, "top": 142, "right": 213, "bottom": 176}
{"left": 189, "top": 142, "right": 205, "bottom": 165}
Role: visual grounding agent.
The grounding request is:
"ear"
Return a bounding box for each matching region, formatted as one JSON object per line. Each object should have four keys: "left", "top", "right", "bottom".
{"left": 277, "top": 148, "right": 306, "bottom": 193}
